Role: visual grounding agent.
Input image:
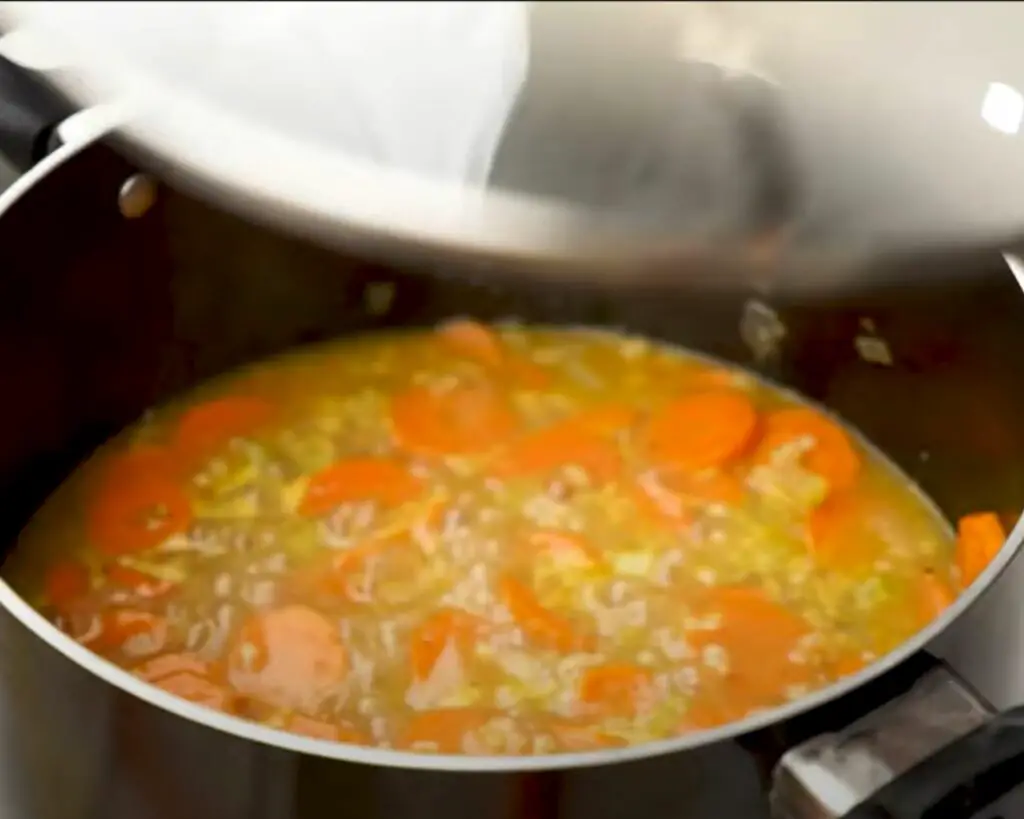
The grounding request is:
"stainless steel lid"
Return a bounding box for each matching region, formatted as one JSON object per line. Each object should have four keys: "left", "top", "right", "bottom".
{"left": 4, "top": 1, "right": 1024, "bottom": 278}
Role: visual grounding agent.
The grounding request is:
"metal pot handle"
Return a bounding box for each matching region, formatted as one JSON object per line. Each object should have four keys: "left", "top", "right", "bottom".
{"left": 843, "top": 704, "right": 1024, "bottom": 818}
{"left": 0, "top": 32, "right": 122, "bottom": 172}
{"left": 0, "top": 50, "right": 72, "bottom": 171}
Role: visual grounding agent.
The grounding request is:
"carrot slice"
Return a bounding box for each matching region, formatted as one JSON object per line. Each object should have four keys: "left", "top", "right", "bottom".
{"left": 917, "top": 571, "right": 956, "bottom": 626}
{"left": 679, "top": 696, "right": 753, "bottom": 733}
{"left": 579, "top": 664, "right": 653, "bottom": 717}
{"left": 323, "top": 541, "right": 395, "bottom": 600}
{"left": 808, "top": 491, "right": 886, "bottom": 571}
{"left": 90, "top": 609, "right": 169, "bottom": 654}
{"left": 645, "top": 390, "right": 758, "bottom": 472}
{"left": 145, "top": 677, "right": 228, "bottom": 709}
{"left": 574, "top": 404, "right": 638, "bottom": 435}
{"left": 505, "top": 356, "right": 552, "bottom": 389}
{"left": 755, "top": 408, "right": 860, "bottom": 492}
{"left": 134, "top": 653, "right": 234, "bottom": 711}
{"left": 410, "top": 608, "right": 483, "bottom": 681}
{"left": 391, "top": 384, "right": 518, "bottom": 456}
{"left": 398, "top": 708, "right": 496, "bottom": 753}
{"left": 527, "top": 531, "right": 605, "bottom": 568}
{"left": 498, "top": 574, "right": 594, "bottom": 653}
{"left": 630, "top": 470, "right": 744, "bottom": 531}
{"left": 956, "top": 511, "right": 1006, "bottom": 587}
{"left": 286, "top": 714, "right": 368, "bottom": 744}
{"left": 134, "top": 653, "right": 212, "bottom": 682}
{"left": 497, "top": 423, "right": 622, "bottom": 483}
{"left": 437, "top": 319, "right": 552, "bottom": 388}
{"left": 87, "top": 473, "right": 192, "bottom": 557}
{"left": 44, "top": 560, "right": 90, "bottom": 610}
{"left": 288, "top": 538, "right": 417, "bottom": 605}
{"left": 437, "top": 319, "right": 506, "bottom": 368}
{"left": 629, "top": 481, "right": 694, "bottom": 529}
{"left": 688, "top": 587, "right": 812, "bottom": 713}
{"left": 175, "top": 396, "right": 276, "bottom": 461}
{"left": 105, "top": 564, "right": 176, "bottom": 599}
{"left": 549, "top": 720, "right": 625, "bottom": 751}
{"left": 663, "top": 469, "right": 746, "bottom": 506}
{"left": 831, "top": 652, "right": 868, "bottom": 679}
{"left": 691, "top": 364, "right": 742, "bottom": 389}
{"left": 680, "top": 694, "right": 750, "bottom": 732}
{"left": 299, "top": 457, "right": 423, "bottom": 517}
{"left": 227, "top": 605, "right": 348, "bottom": 711}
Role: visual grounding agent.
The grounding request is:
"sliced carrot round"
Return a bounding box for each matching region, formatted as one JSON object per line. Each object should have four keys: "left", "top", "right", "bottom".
{"left": 831, "top": 652, "right": 868, "bottom": 679}
{"left": 690, "top": 364, "right": 743, "bottom": 389}
{"left": 629, "top": 481, "right": 694, "bottom": 529}
{"left": 409, "top": 608, "right": 482, "bottom": 682}
{"left": 498, "top": 574, "right": 594, "bottom": 653}
{"left": 44, "top": 559, "right": 91, "bottom": 610}
{"left": 549, "top": 720, "right": 625, "bottom": 751}
{"left": 149, "top": 672, "right": 231, "bottom": 709}
{"left": 87, "top": 469, "right": 192, "bottom": 557}
{"left": 505, "top": 356, "right": 551, "bottom": 389}
{"left": 679, "top": 693, "right": 750, "bottom": 732}
{"left": 756, "top": 407, "right": 860, "bottom": 492}
{"left": 808, "top": 490, "right": 887, "bottom": 571}
{"left": 286, "top": 714, "right": 368, "bottom": 744}
{"left": 134, "top": 653, "right": 212, "bottom": 682}
{"left": 579, "top": 664, "right": 653, "bottom": 717}
{"left": 688, "top": 587, "right": 812, "bottom": 713}
{"left": 437, "top": 319, "right": 506, "bottom": 367}
{"left": 497, "top": 422, "right": 622, "bottom": 483}
{"left": 288, "top": 537, "right": 424, "bottom": 606}
{"left": 574, "top": 404, "right": 638, "bottom": 435}
{"left": 227, "top": 605, "right": 348, "bottom": 711}
{"left": 175, "top": 396, "right": 276, "bottom": 461}
{"left": 916, "top": 570, "right": 956, "bottom": 627}
{"left": 527, "top": 531, "right": 605, "bottom": 568}
{"left": 437, "top": 319, "right": 552, "bottom": 388}
{"left": 645, "top": 390, "right": 758, "bottom": 472}
{"left": 105, "top": 564, "right": 176, "bottom": 599}
{"left": 398, "top": 708, "right": 496, "bottom": 753}
{"left": 663, "top": 469, "right": 747, "bottom": 506}
{"left": 299, "top": 457, "right": 422, "bottom": 517}
{"left": 956, "top": 511, "right": 1006, "bottom": 587}
{"left": 391, "top": 384, "right": 518, "bottom": 456}
{"left": 134, "top": 653, "right": 234, "bottom": 711}
{"left": 90, "top": 609, "right": 169, "bottom": 655}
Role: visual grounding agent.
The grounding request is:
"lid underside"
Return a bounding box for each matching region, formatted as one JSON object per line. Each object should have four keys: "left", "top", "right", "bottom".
{"left": 4, "top": 1, "right": 1024, "bottom": 283}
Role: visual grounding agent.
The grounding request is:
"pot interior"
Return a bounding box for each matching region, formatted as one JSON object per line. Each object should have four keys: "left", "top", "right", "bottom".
{"left": 1, "top": 144, "right": 1022, "bottom": 555}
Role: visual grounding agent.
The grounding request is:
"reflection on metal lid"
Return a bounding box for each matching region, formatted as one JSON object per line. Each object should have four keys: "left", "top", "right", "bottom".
{"left": 981, "top": 82, "right": 1023, "bottom": 135}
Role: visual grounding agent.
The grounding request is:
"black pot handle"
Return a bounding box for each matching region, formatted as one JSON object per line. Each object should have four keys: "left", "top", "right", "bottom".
{"left": 846, "top": 704, "right": 1024, "bottom": 819}
{"left": 0, "top": 53, "right": 74, "bottom": 172}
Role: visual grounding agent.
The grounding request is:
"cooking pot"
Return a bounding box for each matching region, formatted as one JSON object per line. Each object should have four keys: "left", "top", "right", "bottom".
{"left": 1, "top": 54, "right": 1024, "bottom": 819}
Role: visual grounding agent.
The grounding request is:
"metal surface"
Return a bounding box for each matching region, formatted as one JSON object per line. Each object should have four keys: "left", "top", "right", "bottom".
{"left": 6, "top": 2, "right": 1024, "bottom": 279}
{"left": 771, "top": 666, "right": 993, "bottom": 818}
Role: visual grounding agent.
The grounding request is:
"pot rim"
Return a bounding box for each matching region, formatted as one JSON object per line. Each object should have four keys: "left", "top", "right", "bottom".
{"left": 0, "top": 135, "right": 1022, "bottom": 771}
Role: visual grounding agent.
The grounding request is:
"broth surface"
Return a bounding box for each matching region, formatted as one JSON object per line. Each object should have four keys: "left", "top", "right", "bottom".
{"left": 7, "top": 322, "right": 981, "bottom": 755}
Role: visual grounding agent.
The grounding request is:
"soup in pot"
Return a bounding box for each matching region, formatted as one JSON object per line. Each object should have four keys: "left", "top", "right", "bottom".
{"left": 5, "top": 322, "right": 1005, "bottom": 755}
